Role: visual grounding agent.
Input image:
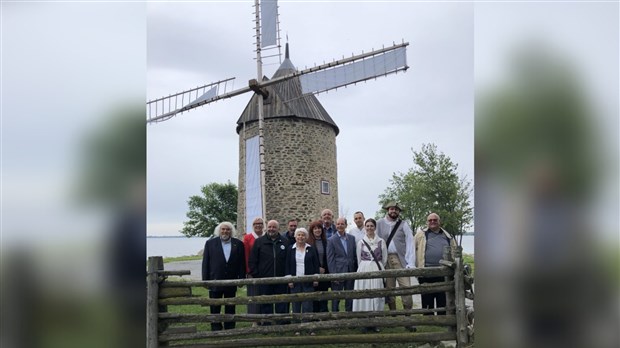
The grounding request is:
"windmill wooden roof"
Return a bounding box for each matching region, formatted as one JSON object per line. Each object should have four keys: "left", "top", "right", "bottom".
{"left": 235, "top": 46, "right": 339, "bottom": 135}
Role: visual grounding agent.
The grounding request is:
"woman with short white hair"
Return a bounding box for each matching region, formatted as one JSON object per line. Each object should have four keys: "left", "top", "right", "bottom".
{"left": 285, "top": 227, "right": 320, "bottom": 336}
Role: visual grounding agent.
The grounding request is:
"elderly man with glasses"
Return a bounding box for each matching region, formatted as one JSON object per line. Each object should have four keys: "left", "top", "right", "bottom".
{"left": 414, "top": 213, "right": 457, "bottom": 315}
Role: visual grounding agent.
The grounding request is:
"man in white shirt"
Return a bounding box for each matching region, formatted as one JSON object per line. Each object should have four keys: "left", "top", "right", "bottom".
{"left": 347, "top": 211, "right": 366, "bottom": 244}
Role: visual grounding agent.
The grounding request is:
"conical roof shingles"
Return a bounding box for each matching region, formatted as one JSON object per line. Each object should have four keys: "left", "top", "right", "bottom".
{"left": 236, "top": 49, "right": 339, "bottom": 135}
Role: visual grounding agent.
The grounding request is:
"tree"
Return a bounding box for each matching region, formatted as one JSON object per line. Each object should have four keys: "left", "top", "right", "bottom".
{"left": 379, "top": 144, "right": 473, "bottom": 235}
{"left": 181, "top": 182, "right": 238, "bottom": 237}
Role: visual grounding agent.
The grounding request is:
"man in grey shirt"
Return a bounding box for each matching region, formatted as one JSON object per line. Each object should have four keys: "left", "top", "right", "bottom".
{"left": 414, "top": 213, "right": 456, "bottom": 315}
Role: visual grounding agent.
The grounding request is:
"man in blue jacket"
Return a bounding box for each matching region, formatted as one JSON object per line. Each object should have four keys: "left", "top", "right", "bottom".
{"left": 327, "top": 217, "right": 357, "bottom": 312}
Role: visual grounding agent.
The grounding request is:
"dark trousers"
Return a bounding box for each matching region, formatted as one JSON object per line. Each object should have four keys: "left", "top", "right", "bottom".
{"left": 313, "top": 281, "right": 330, "bottom": 313}
{"left": 331, "top": 279, "right": 354, "bottom": 312}
{"left": 259, "top": 283, "right": 289, "bottom": 324}
{"left": 246, "top": 284, "right": 260, "bottom": 315}
{"left": 418, "top": 277, "right": 447, "bottom": 315}
{"left": 290, "top": 282, "right": 314, "bottom": 322}
{"left": 209, "top": 287, "right": 237, "bottom": 330}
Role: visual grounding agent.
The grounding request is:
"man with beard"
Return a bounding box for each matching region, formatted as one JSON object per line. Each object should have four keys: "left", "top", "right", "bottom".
{"left": 280, "top": 219, "right": 298, "bottom": 244}
{"left": 202, "top": 221, "right": 246, "bottom": 331}
{"left": 248, "top": 220, "right": 290, "bottom": 323}
{"left": 376, "top": 202, "right": 416, "bottom": 332}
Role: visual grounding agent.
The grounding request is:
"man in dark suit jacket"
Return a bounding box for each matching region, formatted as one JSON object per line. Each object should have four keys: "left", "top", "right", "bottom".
{"left": 327, "top": 217, "right": 357, "bottom": 312}
{"left": 202, "top": 222, "right": 246, "bottom": 331}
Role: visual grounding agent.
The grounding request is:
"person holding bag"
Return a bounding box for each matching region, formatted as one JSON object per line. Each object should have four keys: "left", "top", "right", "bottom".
{"left": 352, "top": 218, "right": 388, "bottom": 333}
{"left": 376, "top": 202, "right": 417, "bottom": 332}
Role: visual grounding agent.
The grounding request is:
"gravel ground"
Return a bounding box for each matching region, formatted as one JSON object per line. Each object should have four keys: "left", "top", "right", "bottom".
{"left": 164, "top": 260, "right": 203, "bottom": 280}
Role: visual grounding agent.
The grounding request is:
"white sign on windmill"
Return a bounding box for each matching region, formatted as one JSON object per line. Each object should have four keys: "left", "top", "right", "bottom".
{"left": 146, "top": 0, "right": 409, "bottom": 233}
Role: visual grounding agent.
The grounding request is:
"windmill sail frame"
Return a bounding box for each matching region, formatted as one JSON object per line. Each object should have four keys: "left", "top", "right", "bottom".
{"left": 146, "top": 78, "right": 236, "bottom": 123}
{"left": 146, "top": 42, "right": 408, "bottom": 124}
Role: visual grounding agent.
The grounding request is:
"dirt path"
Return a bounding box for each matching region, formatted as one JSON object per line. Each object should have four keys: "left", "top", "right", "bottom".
{"left": 164, "top": 259, "right": 202, "bottom": 280}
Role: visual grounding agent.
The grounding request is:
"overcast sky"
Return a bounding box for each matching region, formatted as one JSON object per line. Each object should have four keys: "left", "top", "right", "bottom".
{"left": 147, "top": 2, "right": 475, "bottom": 236}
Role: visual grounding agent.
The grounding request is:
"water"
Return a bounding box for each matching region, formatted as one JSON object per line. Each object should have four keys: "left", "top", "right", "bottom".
{"left": 147, "top": 234, "right": 474, "bottom": 258}
{"left": 459, "top": 234, "right": 474, "bottom": 255}
{"left": 147, "top": 236, "right": 209, "bottom": 258}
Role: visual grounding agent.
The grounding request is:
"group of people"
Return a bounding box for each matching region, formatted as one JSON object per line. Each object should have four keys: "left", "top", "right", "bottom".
{"left": 201, "top": 203, "right": 457, "bottom": 334}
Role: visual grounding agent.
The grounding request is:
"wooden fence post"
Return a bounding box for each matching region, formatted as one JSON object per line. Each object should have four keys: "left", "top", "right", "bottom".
{"left": 443, "top": 246, "right": 455, "bottom": 318}
{"left": 147, "top": 256, "right": 163, "bottom": 348}
{"left": 452, "top": 246, "right": 469, "bottom": 347}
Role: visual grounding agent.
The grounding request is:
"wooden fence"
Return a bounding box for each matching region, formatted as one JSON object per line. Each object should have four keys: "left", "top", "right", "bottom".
{"left": 147, "top": 246, "right": 474, "bottom": 347}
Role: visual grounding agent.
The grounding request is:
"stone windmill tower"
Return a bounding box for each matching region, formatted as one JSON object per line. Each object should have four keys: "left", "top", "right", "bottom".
{"left": 236, "top": 44, "right": 339, "bottom": 232}
{"left": 146, "top": 1, "right": 408, "bottom": 238}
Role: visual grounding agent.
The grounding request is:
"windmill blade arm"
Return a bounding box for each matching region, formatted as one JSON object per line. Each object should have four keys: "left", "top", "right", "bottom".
{"left": 298, "top": 42, "right": 409, "bottom": 95}
{"left": 254, "top": 41, "right": 409, "bottom": 93}
{"left": 298, "top": 42, "right": 409, "bottom": 76}
{"left": 146, "top": 42, "right": 409, "bottom": 124}
{"left": 147, "top": 77, "right": 245, "bottom": 124}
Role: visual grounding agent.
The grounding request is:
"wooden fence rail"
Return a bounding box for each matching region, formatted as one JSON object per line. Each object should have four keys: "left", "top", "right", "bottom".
{"left": 160, "top": 267, "right": 452, "bottom": 287}
{"left": 159, "top": 307, "right": 450, "bottom": 323}
{"left": 147, "top": 246, "right": 474, "bottom": 347}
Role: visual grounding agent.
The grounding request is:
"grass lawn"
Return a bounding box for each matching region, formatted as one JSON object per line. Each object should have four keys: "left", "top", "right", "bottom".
{"left": 164, "top": 285, "right": 451, "bottom": 347}
{"left": 163, "top": 255, "right": 202, "bottom": 263}
{"left": 463, "top": 253, "right": 475, "bottom": 276}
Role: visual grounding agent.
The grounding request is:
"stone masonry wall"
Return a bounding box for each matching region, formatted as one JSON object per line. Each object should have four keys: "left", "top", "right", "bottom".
{"left": 237, "top": 117, "right": 338, "bottom": 233}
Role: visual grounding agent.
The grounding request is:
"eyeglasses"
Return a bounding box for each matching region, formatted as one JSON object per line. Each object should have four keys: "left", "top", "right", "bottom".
{"left": 427, "top": 219, "right": 438, "bottom": 222}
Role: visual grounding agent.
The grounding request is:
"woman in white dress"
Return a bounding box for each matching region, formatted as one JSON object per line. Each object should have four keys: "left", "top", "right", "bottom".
{"left": 352, "top": 218, "right": 388, "bottom": 332}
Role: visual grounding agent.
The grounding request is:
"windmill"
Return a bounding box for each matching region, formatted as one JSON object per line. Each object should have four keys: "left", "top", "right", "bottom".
{"left": 147, "top": 0, "right": 409, "bottom": 234}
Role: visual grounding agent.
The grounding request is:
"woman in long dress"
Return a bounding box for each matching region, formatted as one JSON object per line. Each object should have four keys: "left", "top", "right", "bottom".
{"left": 352, "top": 218, "right": 388, "bottom": 332}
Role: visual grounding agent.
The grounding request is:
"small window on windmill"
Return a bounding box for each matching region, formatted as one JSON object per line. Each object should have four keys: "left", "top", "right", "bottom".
{"left": 320, "top": 180, "right": 330, "bottom": 195}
